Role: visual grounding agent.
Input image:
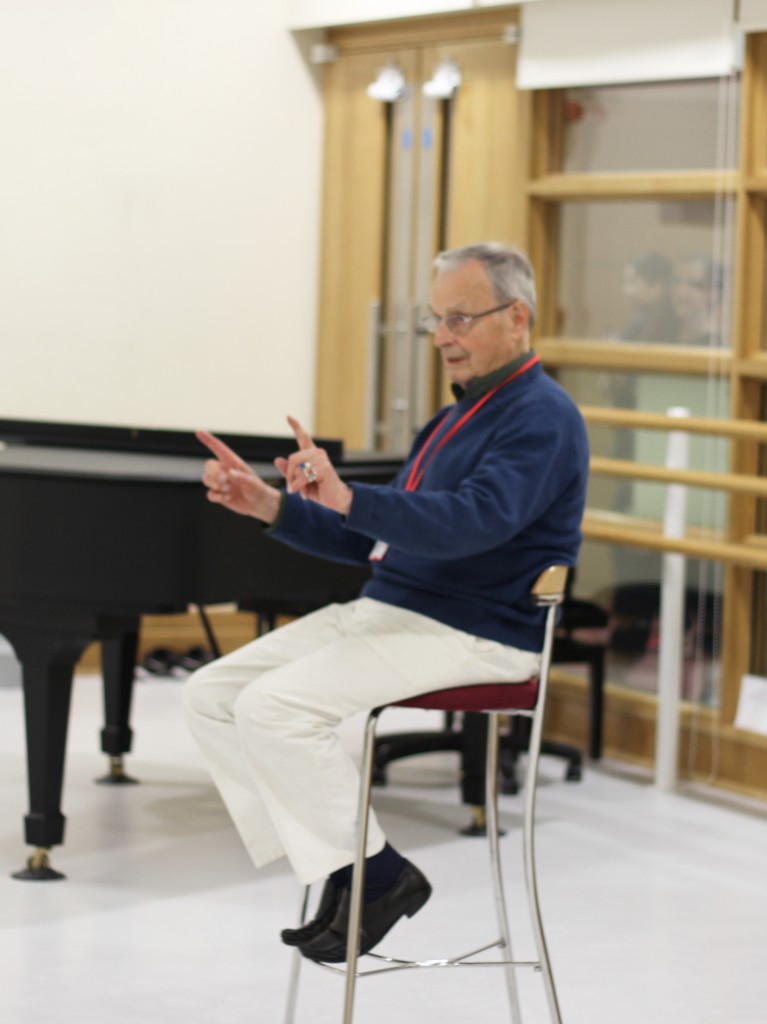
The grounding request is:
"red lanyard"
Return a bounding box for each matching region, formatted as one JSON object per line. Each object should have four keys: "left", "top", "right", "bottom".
{"left": 405, "top": 354, "right": 540, "bottom": 492}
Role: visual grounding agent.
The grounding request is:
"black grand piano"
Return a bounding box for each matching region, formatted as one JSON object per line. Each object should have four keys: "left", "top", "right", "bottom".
{"left": 0, "top": 419, "right": 399, "bottom": 880}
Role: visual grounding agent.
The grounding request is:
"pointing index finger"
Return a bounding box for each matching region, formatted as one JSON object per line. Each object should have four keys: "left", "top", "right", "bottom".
{"left": 196, "top": 430, "right": 248, "bottom": 470}
{"left": 287, "top": 415, "right": 314, "bottom": 452}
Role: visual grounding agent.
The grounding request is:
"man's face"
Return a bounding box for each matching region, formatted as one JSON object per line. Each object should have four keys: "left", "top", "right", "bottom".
{"left": 428, "top": 259, "right": 530, "bottom": 386}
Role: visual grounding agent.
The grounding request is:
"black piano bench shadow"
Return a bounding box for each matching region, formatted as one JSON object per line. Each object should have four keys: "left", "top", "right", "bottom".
{"left": 372, "top": 591, "right": 608, "bottom": 831}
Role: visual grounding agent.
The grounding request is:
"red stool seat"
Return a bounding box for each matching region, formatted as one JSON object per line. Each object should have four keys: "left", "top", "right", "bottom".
{"left": 394, "top": 679, "right": 539, "bottom": 712}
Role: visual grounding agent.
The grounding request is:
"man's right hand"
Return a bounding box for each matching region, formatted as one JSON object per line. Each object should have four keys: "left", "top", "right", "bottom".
{"left": 196, "top": 430, "right": 282, "bottom": 524}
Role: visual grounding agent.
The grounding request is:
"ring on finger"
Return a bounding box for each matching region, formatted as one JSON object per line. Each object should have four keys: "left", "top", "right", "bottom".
{"left": 300, "top": 460, "right": 318, "bottom": 483}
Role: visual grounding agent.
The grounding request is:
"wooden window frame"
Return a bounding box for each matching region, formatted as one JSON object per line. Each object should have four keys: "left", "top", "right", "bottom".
{"left": 528, "top": 41, "right": 767, "bottom": 798}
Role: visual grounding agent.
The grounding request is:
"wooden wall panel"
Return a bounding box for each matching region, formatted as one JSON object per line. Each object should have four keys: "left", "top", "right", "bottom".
{"left": 437, "top": 38, "right": 529, "bottom": 249}
{"left": 314, "top": 49, "right": 397, "bottom": 448}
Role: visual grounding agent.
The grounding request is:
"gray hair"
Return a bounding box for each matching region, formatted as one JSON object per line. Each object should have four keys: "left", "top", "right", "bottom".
{"left": 434, "top": 242, "right": 537, "bottom": 328}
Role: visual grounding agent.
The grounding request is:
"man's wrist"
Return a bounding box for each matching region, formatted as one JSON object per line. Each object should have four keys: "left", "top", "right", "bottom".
{"left": 336, "top": 483, "right": 353, "bottom": 518}
{"left": 256, "top": 487, "right": 284, "bottom": 525}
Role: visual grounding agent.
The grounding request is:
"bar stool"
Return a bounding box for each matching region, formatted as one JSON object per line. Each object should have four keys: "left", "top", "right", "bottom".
{"left": 285, "top": 564, "right": 568, "bottom": 1024}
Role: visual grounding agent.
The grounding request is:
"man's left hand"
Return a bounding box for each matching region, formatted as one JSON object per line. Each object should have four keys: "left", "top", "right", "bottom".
{"left": 275, "top": 416, "right": 353, "bottom": 517}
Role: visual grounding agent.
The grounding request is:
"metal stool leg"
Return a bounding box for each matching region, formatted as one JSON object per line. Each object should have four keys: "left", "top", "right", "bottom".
{"left": 485, "top": 713, "right": 523, "bottom": 1024}
{"left": 523, "top": 631, "right": 564, "bottom": 1024}
{"left": 342, "top": 707, "right": 383, "bottom": 1024}
{"left": 284, "top": 887, "right": 311, "bottom": 1024}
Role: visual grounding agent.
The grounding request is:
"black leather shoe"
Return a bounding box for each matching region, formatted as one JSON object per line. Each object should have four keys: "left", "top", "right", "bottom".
{"left": 280, "top": 879, "right": 345, "bottom": 947}
{"left": 298, "top": 860, "right": 431, "bottom": 963}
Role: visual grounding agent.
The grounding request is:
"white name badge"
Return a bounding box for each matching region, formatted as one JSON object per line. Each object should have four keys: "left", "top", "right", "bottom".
{"left": 368, "top": 540, "right": 389, "bottom": 562}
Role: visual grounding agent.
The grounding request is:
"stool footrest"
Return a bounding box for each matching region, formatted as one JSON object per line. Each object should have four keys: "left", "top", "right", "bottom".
{"left": 310, "top": 938, "right": 543, "bottom": 978}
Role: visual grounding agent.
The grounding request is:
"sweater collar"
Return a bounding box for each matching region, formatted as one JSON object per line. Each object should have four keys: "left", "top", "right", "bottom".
{"left": 450, "top": 349, "right": 537, "bottom": 401}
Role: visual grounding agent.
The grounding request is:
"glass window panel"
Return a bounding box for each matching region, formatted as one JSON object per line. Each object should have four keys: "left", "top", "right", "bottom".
{"left": 558, "top": 367, "right": 731, "bottom": 521}
{"left": 568, "top": 541, "right": 723, "bottom": 707}
{"left": 562, "top": 79, "right": 739, "bottom": 174}
{"left": 558, "top": 367, "right": 731, "bottom": 415}
{"left": 557, "top": 201, "right": 735, "bottom": 346}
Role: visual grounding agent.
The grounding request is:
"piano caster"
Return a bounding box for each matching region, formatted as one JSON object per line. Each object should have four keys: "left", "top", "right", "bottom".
{"left": 12, "top": 847, "right": 65, "bottom": 881}
{"left": 95, "top": 755, "right": 138, "bottom": 786}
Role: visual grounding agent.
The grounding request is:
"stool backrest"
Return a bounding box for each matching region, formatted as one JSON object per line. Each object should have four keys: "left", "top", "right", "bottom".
{"left": 533, "top": 564, "right": 569, "bottom": 722}
{"left": 532, "top": 565, "right": 569, "bottom": 608}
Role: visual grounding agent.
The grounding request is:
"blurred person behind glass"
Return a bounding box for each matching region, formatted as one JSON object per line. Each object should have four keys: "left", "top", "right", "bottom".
{"left": 672, "top": 254, "right": 724, "bottom": 345}
{"left": 620, "top": 252, "right": 679, "bottom": 343}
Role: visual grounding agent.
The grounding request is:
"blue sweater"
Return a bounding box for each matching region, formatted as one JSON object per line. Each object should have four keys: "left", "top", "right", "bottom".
{"left": 271, "top": 359, "right": 589, "bottom": 651}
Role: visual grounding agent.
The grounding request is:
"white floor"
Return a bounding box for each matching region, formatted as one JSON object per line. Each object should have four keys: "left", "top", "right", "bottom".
{"left": 1, "top": 672, "right": 766, "bottom": 1024}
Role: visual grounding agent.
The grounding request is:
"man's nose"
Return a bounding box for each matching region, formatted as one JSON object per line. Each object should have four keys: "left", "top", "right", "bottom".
{"left": 432, "top": 321, "right": 453, "bottom": 346}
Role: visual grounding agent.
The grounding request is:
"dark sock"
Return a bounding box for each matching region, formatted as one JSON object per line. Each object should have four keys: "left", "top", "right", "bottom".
{"left": 330, "top": 864, "right": 352, "bottom": 889}
{"left": 327, "top": 843, "right": 407, "bottom": 904}
{"left": 362, "top": 843, "right": 407, "bottom": 903}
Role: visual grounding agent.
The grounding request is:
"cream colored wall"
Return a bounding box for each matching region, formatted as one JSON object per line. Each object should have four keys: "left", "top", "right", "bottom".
{"left": 0, "top": 1, "right": 324, "bottom": 436}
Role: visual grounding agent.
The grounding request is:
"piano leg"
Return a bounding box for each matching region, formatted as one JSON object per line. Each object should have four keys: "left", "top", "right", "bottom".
{"left": 10, "top": 630, "right": 90, "bottom": 881}
{"left": 97, "top": 629, "right": 139, "bottom": 785}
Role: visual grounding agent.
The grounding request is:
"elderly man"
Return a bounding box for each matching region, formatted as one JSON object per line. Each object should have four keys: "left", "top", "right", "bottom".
{"left": 184, "top": 242, "right": 589, "bottom": 963}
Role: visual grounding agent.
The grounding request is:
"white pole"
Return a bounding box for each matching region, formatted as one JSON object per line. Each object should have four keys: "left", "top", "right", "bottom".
{"left": 655, "top": 407, "right": 690, "bottom": 791}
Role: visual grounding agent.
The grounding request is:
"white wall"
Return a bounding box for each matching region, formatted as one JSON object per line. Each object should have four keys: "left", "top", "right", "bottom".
{"left": 0, "top": 1, "right": 325, "bottom": 436}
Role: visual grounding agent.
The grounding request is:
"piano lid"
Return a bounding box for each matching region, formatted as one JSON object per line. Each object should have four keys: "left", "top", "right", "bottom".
{"left": 0, "top": 418, "right": 344, "bottom": 462}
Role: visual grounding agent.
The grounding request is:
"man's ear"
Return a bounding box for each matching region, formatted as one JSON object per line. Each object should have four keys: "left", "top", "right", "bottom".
{"left": 509, "top": 300, "right": 531, "bottom": 333}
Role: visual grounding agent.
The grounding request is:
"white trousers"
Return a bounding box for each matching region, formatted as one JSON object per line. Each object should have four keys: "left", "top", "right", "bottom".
{"left": 183, "top": 597, "right": 540, "bottom": 885}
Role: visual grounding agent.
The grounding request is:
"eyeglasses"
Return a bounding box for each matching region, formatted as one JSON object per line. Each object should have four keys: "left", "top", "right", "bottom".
{"left": 419, "top": 302, "right": 513, "bottom": 337}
